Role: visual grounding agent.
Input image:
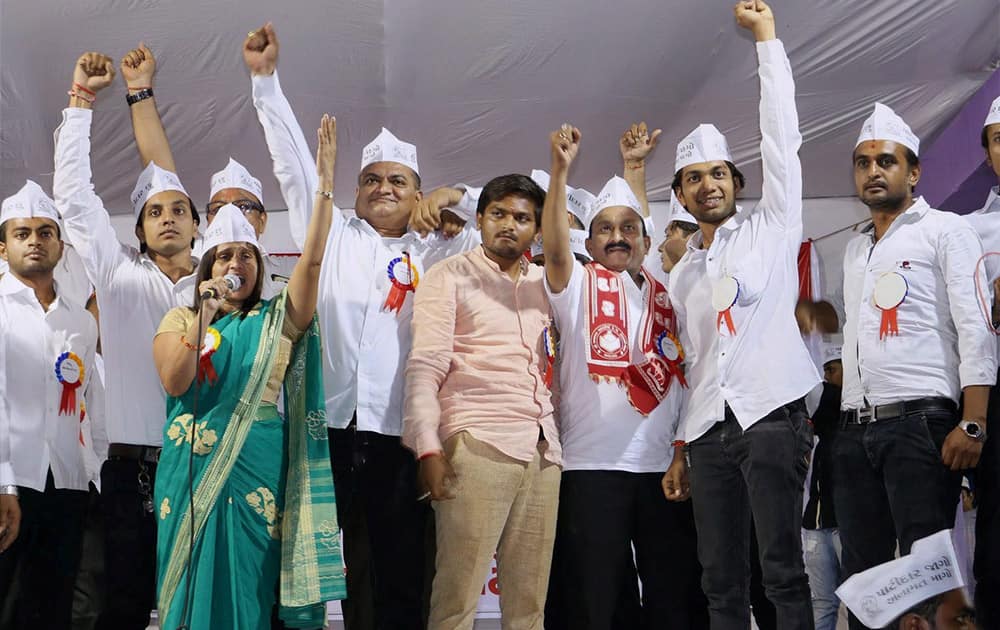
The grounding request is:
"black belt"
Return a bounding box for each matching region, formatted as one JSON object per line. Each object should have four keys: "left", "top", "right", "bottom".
{"left": 842, "top": 397, "right": 956, "bottom": 425}
{"left": 108, "top": 443, "right": 162, "bottom": 464}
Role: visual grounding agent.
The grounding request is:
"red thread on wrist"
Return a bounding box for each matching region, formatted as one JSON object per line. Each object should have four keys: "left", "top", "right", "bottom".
{"left": 73, "top": 83, "right": 96, "bottom": 96}
{"left": 67, "top": 90, "right": 95, "bottom": 104}
{"left": 419, "top": 451, "right": 443, "bottom": 461}
{"left": 672, "top": 440, "right": 686, "bottom": 448}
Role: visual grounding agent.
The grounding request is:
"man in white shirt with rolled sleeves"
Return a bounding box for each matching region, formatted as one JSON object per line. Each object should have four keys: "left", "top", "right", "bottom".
{"left": 833, "top": 102, "right": 996, "bottom": 630}
{"left": 53, "top": 52, "right": 200, "bottom": 630}
{"left": 243, "top": 24, "right": 481, "bottom": 628}
{"left": 0, "top": 181, "right": 99, "bottom": 629}
{"left": 964, "top": 93, "right": 1000, "bottom": 627}
{"left": 663, "top": 2, "right": 819, "bottom": 628}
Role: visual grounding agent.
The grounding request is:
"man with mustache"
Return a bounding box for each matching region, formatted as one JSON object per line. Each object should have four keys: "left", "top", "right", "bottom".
{"left": 962, "top": 94, "right": 1000, "bottom": 628}
{"left": 53, "top": 52, "right": 201, "bottom": 630}
{"left": 245, "top": 23, "right": 481, "bottom": 628}
{"left": 403, "top": 172, "right": 559, "bottom": 630}
{"left": 0, "top": 182, "right": 100, "bottom": 629}
{"left": 663, "top": 2, "right": 820, "bottom": 628}
{"left": 541, "top": 123, "right": 707, "bottom": 629}
{"left": 833, "top": 103, "right": 995, "bottom": 630}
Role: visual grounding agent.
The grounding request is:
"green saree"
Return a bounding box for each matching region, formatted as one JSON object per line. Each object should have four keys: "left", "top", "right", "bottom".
{"left": 154, "top": 290, "right": 346, "bottom": 629}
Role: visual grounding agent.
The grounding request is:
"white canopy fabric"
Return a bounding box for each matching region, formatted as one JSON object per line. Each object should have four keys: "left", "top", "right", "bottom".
{"left": 1, "top": 0, "right": 998, "bottom": 213}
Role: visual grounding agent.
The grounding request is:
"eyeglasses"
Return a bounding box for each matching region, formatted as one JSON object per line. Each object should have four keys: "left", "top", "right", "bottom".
{"left": 206, "top": 199, "right": 265, "bottom": 218}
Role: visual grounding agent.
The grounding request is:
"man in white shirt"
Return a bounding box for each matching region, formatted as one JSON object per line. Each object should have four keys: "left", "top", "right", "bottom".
{"left": 966, "top": 94, "right": 1000, "bottom": 629}
{"left": 541, "top": 126, "right": 707, "bottom": 629}
{"left": 0, "top": 181, "right": 99, "bottom": 629}
{"left": 244, "top": 24, "right": 481, "bottom": 628}
{"left": 53, "top": 52, "right": 200, "bottom": 630}
{"left": 833, "top": 102, "right": 996, "bottom": 630}
{"left": 663, "top": 3, "right": 819, "bottom": 628}
{"left": 118, "top": 43, "right": 289, "bottom": 299}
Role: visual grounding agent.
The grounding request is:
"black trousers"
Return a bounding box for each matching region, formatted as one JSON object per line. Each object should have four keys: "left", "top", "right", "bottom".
{"left": 975, "top": 370, "right": 1000, "bottom": 628}
{"left": 72, "top": 485, "right": 105, "bottom": 630}
{"left": 830, "top": 407, "right": 961, "bottom": 630}
{"left": 96, "top": 456, "right": 158, "bottom": 630}
{"left": 0, "top": 470, "right": 89, "bottom": 630}
{"left": 329, "top": 425, "right": 431, "bottom": 630}
{"left": 688, "top": 402, "right": 815, "bottom": 630}
{"left": 546, "top": 470, "right": 708, "bottom": 630}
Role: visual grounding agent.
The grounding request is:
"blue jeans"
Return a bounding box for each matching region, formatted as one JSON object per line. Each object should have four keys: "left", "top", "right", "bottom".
{"left": 801, "top": 528, "right": 841, "bottom": 630}
{"left": 688, "top": 402, "right": 815, "bottom": 630}
{"left": 830, "top": 408, "right": 961, "bottom": 630}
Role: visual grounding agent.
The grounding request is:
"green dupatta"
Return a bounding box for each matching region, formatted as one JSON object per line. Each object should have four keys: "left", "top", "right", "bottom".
{"left": 157, "top": 290, "right": 345, "bottom": 627}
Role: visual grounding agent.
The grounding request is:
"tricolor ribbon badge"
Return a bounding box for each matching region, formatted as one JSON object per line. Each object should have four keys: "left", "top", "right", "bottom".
{"left": 199, "top": 328, "right": 222, "bottom": 385}
{"left": 656, "top": 331, "right": 688, "bottom": 388}
{"left": 873, "top": 271, "right": 908, "bottom": 340}
{"left": 712, "top": 276, "right": 739, "bottom": 336}
{"left": 54, "top": 351, "right": 84, "bottom": 416}
{"left": 542, "top": 326, "right": 558, "bottom": 388}
{"left": 383, "top": 252, "right": 419, "bottom": 314}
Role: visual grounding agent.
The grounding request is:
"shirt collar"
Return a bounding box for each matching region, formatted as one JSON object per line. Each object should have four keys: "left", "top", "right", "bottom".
{"left": 0, "top": 271, "right": 66, "bottom": 311}
{"left": 0, "top": 271, "right": 32, "bottom": 297}
{"left": 862, "top": 196, "right": 930, "bottom": 239}
{"left": 474, "top": 244, "right": 528, "bottom": 277}
{"left": 979, "top": 186, "right": 1000, "bottom": 214}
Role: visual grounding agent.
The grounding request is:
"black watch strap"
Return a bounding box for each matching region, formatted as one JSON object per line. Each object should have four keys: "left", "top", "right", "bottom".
{"left": 126, "top": 88, "right": 154, "bottom": 106}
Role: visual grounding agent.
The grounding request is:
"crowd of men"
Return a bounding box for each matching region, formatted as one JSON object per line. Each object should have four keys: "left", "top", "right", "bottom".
{"left": 0, "top": 1, "right": 998, "bottom": 629}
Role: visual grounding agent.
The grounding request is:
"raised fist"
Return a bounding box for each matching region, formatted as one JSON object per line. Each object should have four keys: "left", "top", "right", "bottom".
{"left": 620, "top": 122, "right": 662, "bottom": 164}
{"left": 120, "top": 43, "right": 156, "bottom": 88}
{"left": 734, "top": 0, "right": 776, "bottom": 41}
{"left": 73, "top": 52, "right": 116, "bottom": 93}
{"left": 550, "top": 123, "right": 581, "bottom": 173}
{"left": 243, "top": 22, "right": 279, "bottom": 76}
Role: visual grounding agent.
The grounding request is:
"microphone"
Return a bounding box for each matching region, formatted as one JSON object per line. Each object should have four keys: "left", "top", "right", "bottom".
{"left": 200, "top": 274, "right": 242, "bottom": 300}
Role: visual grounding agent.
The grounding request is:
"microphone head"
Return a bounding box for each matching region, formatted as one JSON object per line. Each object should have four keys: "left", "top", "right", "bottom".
{"left": 223, "top": 274, "right": 243, "bottom": 292}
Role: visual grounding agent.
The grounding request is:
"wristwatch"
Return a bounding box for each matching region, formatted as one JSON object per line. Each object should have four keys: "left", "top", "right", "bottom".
{"left": 0, "top": 485, "right": 17, "bottom": 497}
{"left": 959, "top": 419, "right": 987, "bottom": 442}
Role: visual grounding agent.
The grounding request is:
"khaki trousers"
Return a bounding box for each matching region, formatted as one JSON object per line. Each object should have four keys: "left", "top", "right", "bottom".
{"left": 428, "top": 432, "right": 560, "bottom": 630}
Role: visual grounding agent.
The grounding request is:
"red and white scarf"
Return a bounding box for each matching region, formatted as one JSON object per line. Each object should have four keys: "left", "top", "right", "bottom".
{"left": 584, "top": 263, "right": 685, "bottom": 416}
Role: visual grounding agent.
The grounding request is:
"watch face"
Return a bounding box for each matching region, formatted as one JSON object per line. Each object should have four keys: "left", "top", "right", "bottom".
{"left": 964, "top": 421, "right": 982, "bottom": 437}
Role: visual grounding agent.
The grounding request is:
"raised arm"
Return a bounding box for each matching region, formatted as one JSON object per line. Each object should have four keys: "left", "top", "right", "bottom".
{"left": 245, "top": 23, "right": 330, "bottom": 251}
{"left": 734, "top": 0, "right": 802, "bottom": 235}
{"left": 411, "top": 187, "right": 470, "bottom": 237}
{"left": 542, "top": 124, "right": 581, "bottom": 293}
{"left": 620, "top": 122, "right": 662, "bottom": 217}
{"left": 53, "top": 53, "right": 129, "bottom": 289}
{"left": 120, "top": 44, "right": 175, "bottom": 172}
{"left": 285, "top": 115, "right": 337, "bottom": 330}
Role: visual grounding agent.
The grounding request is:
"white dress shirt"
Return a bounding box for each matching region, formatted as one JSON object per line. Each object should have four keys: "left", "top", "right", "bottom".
{"left": 0, "top": 306, "right": 10, "bottom": 486}
{"left": 546, "top": 260, "right": 682, "bottom": 472}
{"left": 668, "top": 40, "right": 820, "bottom": 443}
{"left": 965, "top": 186, "right": 1000, "bottom": 361}
{"left": 0, "top": 273, "right": 99, "bottom": 491}
{"left": 841, "top": 198, "right": 997, "bottom": 409}
{"left": 53, "top": 108, "right": 198, "bottom": 447}
{"left": 252, "top": 72, "right": 481, "bottom": 435}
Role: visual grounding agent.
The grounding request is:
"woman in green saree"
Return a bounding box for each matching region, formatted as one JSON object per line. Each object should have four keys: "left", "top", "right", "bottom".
{"left": 152, "top": 115, "right": 344, "bottom": 629}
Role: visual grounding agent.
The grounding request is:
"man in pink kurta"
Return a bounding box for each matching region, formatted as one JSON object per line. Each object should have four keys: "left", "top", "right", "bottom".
{"left": 403, "top": 173, "right": 561, "bottom": 630}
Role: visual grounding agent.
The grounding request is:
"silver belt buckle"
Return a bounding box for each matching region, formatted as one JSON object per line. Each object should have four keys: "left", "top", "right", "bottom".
{"left": 857, "top": 407, "right": 875, "bottom": 424}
